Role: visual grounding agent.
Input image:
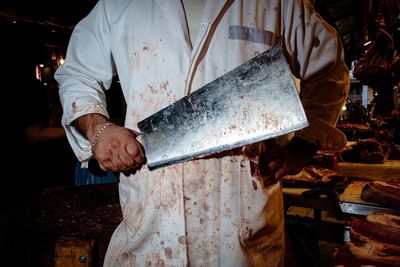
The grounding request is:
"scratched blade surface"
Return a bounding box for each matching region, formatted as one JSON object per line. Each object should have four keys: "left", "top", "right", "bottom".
{"left": 138, "top": 46, "right": 308, "bottom": 170}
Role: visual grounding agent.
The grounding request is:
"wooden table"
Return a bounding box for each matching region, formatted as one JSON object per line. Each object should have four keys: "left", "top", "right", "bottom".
{"left": 283, "top": 180, "right": 400, "bottom": 243}
{"left": 283, "top": 180, "right": 400, "bottom": 216}
{"left": 6, "top": 184, "right": 122, "bottom": 267}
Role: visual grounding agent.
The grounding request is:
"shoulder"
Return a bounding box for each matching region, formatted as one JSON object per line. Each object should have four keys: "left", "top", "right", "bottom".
{"left": 102, "top": 0, "right": 137, "bottom": 19}
{"left": 73, "top": 0, "right": 133, "bottom": 30}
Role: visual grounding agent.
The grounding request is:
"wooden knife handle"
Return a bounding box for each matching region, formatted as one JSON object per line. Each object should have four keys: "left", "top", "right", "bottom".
{"left": 88, "top": 158, "right": 108, "bottom": 177}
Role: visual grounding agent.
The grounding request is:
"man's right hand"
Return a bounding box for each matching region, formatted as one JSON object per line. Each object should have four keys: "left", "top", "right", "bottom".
{"left": 92, "top": 124, "right": 146, "bottom": 175}
{"left": 73, "top": 114, "right": 146, "bottom": 175}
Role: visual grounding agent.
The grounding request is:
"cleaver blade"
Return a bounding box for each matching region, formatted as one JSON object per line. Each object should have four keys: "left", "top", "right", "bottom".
{"left": 138, "top": 46, "right": 308, "bottom": 170}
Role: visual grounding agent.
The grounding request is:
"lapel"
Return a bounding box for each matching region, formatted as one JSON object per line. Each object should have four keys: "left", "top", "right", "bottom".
{"left": 154, "top": 0, "right": 232, "bottom": 50}
{"left": 155, "top": 0, "right": 192, "bottom": 54}
{"left": 194, "top": 0, "right": 232, "bottom": 45}
{"left": 203, "top": 0, "right": 231, "bottom": 25}
{"left": 187, "top": 0, "right": 233, "bottom": 94}
{"left": 155, "top": 0, "right": 233, "bottom": 94}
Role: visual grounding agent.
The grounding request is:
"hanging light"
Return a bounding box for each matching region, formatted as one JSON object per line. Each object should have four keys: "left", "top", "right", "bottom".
{"left": 364, "top": 41, "right": 372, "bottom": 46}
{"left": 35, "top": 65, "right": 42, "bottom": 81}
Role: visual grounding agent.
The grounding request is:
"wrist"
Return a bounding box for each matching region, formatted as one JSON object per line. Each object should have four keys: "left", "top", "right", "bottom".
{"left": 91, "top": 122, "right": 115, "bottom": 147}
{"left": 72, "top": 113, "right": 110, "bottom": 143}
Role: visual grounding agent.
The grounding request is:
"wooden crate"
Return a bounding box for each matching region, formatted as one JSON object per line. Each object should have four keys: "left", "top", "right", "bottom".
{"left": 55, "top": 236, "right": 95, "bottom": 267}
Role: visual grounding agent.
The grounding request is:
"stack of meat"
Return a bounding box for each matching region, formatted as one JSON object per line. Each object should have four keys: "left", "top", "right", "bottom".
{"left": 361, "top": 179, "right": 400, "bottom": 209}
{"left": 336, "top": 123, "right": 370, "bottom": 130}
{"left": 340, "top": 138, "right": 391, "bottom": 164}
{"left": 282, "top": 166, "right": 346, "bottom": 189}
{"left": 353, "top": 29, "right": 400, "bottom": 92}
{"left": 334, "top": 213, "right": 400, "bottom": 266}
{"left": 353, "top": 28, "right": 400, "bottom": 116}
{"left": 282, "top": 166, "right": 348, "bottom": 199}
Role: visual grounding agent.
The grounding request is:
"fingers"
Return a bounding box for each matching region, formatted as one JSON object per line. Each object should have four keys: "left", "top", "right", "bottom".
{"left": 258, "top": 142, "right": 283, "bottom": 178}
{"left": 268, "top": 159, "right": 281, "bottom": 172}
{"left": 257, "top": 142, "right": 301, "bottom": 182}
{"left": 126, "top": 141, "right": 146, "bottom": 164}
{"left": 274, "top": 166, "right": 288, "bottom": 180}
{"left": 118, "top": 152, "right": 138, "bottom": 171}
{"left": 112, "top": 140, "right": 145, "bottom": 173}
{"left": 259, "top": 158, "right": 286, "bottom": 181}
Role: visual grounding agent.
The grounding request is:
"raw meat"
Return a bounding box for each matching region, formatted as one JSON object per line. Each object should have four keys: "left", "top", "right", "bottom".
{"left": 334, "top": 241, "right": 400, "bottom": 267}
{"left": 351, "top": 214, "right": 400, "bottom": 246}
{"left": 361, "top": 181, "right": 400, "bottom": 209}
{"left": 334, "top": 213, "right": 400, "bottom": 267}
{"left": 340, "top": 138, "right": 390, "bottom": 164}
{"left": 282, "top": 166, "right": 346, "bottom": 188}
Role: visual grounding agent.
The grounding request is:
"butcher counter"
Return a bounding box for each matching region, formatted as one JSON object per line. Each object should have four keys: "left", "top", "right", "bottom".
{"left": 4, "top": 177, "right": 399, "bottom": 266}
{"left": 283, "top": 179, "right": 400, "bottom": 243}
{"left": 4, "top": 184, "right": 122, "bottom": 267}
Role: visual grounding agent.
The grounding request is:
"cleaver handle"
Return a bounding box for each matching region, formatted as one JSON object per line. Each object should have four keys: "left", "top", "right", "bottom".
{"left": 88, "top": 158, "right": 109, "bottom": 177}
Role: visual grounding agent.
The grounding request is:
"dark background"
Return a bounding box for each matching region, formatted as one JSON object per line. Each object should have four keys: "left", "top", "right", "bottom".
{"left": 0, "top": 0, "right": 386, "bottom": 211}
{"left": 0, "top": 1, "right": 397, "bottom": 267}
{"left": 0, "top": 0, "right": 369, "bottom": 67}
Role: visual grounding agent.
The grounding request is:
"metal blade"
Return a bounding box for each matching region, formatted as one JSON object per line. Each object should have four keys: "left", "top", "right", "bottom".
{"left": 138, "top": 46, "right": 308, "bottom": 170}
{"left": 339, "top": 202, "right": 400, "bottom": 216}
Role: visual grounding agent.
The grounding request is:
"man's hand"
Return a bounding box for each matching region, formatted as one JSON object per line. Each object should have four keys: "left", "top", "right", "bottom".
{"left": 243, "top": 137, "right": 318, "bottom": 187}
{"left": 92, "top": 124, "right": 146, "bottom": 175}
{"left": 73, "top": 114, "right": 146, "bottom": 175}
{"left": 259, "top": 142, "right": 304, "bottom": 180}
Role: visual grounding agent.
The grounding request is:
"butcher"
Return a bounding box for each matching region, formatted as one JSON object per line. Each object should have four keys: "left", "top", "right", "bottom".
{"left": 55, "top": 0, "right": 349, "bottom": 266}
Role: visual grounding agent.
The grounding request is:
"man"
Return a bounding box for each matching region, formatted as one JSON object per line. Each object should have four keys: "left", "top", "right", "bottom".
{"left": 55, "top": 0, "right": 349, "bottom": 266}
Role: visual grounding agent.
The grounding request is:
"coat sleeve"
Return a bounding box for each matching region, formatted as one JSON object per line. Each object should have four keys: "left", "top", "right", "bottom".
{"left": 54, "top": 0, "right": 115, "bottom": 162}
{"left": 281, "top": 0, "right": 350, "bottom": 149}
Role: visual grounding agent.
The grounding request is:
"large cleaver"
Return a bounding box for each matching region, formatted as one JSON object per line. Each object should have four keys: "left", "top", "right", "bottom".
{"left": 137, "top": 46, "right": 308, "bottom": 170}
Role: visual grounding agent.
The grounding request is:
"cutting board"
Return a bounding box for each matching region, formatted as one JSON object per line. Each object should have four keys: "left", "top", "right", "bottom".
{"left": 338, "top": 180, "right": 400, "bottom": 216}
{"left": 338, "top": 180, "right": 371, "bottom": 204}
{"left": 283, "top": 181, "right": 371, "bottom": 204}
{"left": 338, "top": 160, "right": 400, "bottom": 181}
{"left": 283, "top": 181, "right": 374, "bottom": 204}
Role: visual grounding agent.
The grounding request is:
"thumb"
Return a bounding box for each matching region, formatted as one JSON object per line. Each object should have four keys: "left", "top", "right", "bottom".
{"left": 126, "top": 141, "right": 143, "bottom": 158}
{"left": 126, "top": 140, "right": 146, "bottom": 164}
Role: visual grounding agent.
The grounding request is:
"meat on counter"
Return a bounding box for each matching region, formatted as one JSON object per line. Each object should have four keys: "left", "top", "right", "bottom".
{"left": 340, "top": 138, "right": 391, "bottom": 164}
{"left": 282, "top": 166, "right": 347, "bottom": 188}
{"left": 333, "top": 213, "right": 400, "bottom": 267}
{"left": 361, "top": 180, "right": 400, "bottom": 209}
{"left": 334, "top": 213, "right": 400, "bottom": 267}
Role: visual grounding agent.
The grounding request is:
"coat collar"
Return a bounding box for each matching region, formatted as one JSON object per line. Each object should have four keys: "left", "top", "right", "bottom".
{"left": 155, "top": 0, "right": 234, "bottom": 94}
{"left": 155, "top": 0, "right": 191, "bottom": 52}
{"left": 154, "top": 0, "right": 232, "bottom": 41}
{"left": 203, "top": 0, "right": 232, "bottom": 24}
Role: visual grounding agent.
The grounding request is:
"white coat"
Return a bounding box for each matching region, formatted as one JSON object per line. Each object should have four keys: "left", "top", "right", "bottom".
{"left": 55, "top": 0, "right": 349, "bottom": 266}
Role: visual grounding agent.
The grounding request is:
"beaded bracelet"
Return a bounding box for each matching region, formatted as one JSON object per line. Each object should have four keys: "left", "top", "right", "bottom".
{"left": 91, "top": 122, "right": 115, "bottom": 147}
